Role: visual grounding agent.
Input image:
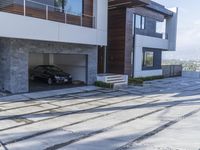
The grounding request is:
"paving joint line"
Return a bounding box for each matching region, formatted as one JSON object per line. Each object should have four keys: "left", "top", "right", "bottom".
{"left": 4, "top": 99, "right": 160, "bottom": 145}
{"left": 0, "top": 92, "right": 147, "bottom": 132}
{"left": 116, "top": 107, "right": 200, "bottom": 150}
{"left": 43, "top": 101, "right": 182, "bottom": 150}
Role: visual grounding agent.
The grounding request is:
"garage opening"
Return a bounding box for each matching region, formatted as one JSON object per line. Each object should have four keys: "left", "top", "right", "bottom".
{"left": 29, "top": 53, "right": 88, "bottom": 92}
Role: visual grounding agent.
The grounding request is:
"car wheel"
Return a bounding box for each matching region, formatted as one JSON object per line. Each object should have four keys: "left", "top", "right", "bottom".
{"left": 47, "top": 78, "right": 53, "bottom": 85}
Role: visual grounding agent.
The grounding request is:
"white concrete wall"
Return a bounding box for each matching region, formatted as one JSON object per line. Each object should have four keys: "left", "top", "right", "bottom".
{"left": 0, "top": 0, "right": 108, "bottom": 46}
{"left": 166, "top": 7, "right": 178, "bottom": 51}
{"left": 134, "top": 34, "right": 167, "bottom": 77}
{"left": 96, "top": 0, "right": 108, "bottom": 45}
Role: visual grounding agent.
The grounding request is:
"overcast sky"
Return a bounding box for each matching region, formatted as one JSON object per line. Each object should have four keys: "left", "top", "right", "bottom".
{"left": 153, "top": 0, "right": 200, "bottom": 60}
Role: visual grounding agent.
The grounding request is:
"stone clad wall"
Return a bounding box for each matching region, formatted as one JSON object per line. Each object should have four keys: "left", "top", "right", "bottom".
{"left": 0, "top": 38, "right": 97, "bottom": 93}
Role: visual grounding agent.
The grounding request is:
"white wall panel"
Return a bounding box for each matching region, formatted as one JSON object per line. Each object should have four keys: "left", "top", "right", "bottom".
{"left": 134, "top": 34, "right": 168, "bottom": 77}
{"left": 0, "top": 0, "right": 108, "bottom": 46}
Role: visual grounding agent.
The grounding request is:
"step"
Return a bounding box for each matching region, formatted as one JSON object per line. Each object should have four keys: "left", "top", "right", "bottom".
{"left": 107, "top": 75, "right": 124, "bottom": 79}
{"left": 107, "top": 80, "right": 126, "bottom": 84}
{"left": 107, "top": 77, "right": 124, "bottom": 81}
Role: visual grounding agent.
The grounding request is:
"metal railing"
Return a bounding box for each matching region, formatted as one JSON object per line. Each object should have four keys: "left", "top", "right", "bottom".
{"left": 0, "top": 0, "right": 96, "bottom": 28}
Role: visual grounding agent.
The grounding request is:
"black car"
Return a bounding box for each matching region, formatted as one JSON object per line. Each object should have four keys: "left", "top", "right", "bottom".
{"left": 30, "top": 65, "right": 72, "bottom": 85}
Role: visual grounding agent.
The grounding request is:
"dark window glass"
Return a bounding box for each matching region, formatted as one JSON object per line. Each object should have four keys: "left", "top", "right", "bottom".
{"left": 143, "top": 51, "right": 154, "bottom": 67}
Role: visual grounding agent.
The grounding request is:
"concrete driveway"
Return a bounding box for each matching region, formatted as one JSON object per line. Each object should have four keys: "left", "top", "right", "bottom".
{"left": 0, "top": 77, "right": 200, "bottom": 150}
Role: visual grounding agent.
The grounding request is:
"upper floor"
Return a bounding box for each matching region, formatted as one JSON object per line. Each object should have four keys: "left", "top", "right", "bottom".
{"left": 0, "top": 0, "right": 107, "bottom": 46}
{"left": 130, "top": 1, "right": 178, "bottom": 51}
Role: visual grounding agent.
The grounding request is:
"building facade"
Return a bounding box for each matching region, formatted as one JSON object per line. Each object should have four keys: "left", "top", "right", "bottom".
{"left": 0, "top": 0, "right": 108, "bottom": 93}
{"left": 105, "top": 1, "right": 178, "bottom": 78}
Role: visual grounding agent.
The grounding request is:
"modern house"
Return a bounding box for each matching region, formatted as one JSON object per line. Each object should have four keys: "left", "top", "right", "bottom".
{"left": 103, "top": 0, "right": 178, "bottom": 78}
{"left": 0, "top": 0, "right": 107, "bottom": 93}
{"left": 0, "top": 0, "right": 178, "bottom": 93}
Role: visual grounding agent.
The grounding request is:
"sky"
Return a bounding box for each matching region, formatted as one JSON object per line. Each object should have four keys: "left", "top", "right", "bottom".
{"left": 153, "top": 0, "right": 200, "bottom": 60}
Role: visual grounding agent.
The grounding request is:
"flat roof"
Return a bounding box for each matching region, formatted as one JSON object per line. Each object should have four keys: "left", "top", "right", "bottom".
{"left": 108, "top": 0, "right": 150, "bottom": 10}
{"left": 146, "top": 1, "right": 173, "bottom": 16}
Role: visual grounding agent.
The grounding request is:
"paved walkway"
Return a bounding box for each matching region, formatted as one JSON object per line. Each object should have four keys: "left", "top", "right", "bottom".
{"left": 0, "top": 77, "right": 200, "bottom": 150}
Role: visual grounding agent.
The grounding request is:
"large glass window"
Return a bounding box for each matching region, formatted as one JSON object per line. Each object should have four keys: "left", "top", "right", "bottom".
{"left": 143, "top": 51, "right": 154, "bottom": 67}
{"left": 135, "top": 14, "right": 145, "bottom": 30}
{"left": 54, "top": 0, "right": 83, "bottom": 15}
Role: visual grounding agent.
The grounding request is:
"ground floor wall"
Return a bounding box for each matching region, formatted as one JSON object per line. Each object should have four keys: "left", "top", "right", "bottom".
{"left": 133, "top": 34, "right": 168, "bottom": 78}
{"left": 0, "top": 38, "right": 97, "bottom": 93}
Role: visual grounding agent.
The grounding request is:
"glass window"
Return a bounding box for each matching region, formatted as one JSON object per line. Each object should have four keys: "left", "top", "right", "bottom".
{"left": 65, "top": 0, "right": 83, "bottom": 15}
{"left": 54, "top": 0, "right": 83, "bottom": 15}
{"left": 143, "top": 51, "right": 154, "bottom": 67}
{"left": 141, "top": 16, "right": 145, "bottom": 29}
{"left": 136, "top": 15, "right": 145, "bottom": 30}
{"left": 136, "top": 15, "right": 141, "bottom": 29}
{"left": 132, "top": 14, "right": 135, "bottom": 35}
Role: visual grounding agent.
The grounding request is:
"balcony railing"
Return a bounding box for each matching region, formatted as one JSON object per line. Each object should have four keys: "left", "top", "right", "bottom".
{"left": 0, "top": 0, "right": 95, "bottom": 28}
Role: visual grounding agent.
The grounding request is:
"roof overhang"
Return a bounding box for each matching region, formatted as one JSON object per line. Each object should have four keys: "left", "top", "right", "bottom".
{"left": 108, "top": 0, "right": 150, "bottom": 10}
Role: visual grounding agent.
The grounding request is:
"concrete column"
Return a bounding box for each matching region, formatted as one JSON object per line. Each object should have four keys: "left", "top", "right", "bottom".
{"left": 0, "top": 39, "right": 29, "bottom": 93}
{"left": 87, "top": 49, "right": 97, "bottom": 84}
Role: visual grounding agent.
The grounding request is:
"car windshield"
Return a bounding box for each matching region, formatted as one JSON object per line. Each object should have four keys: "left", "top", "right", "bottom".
{"left": 45, "top": 66, "right": 63, "bottom": 72}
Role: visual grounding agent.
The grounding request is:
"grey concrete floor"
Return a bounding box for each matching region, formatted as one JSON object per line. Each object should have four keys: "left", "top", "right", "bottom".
{"left": 0, "top": 77, "right": 200, "bottom": 150}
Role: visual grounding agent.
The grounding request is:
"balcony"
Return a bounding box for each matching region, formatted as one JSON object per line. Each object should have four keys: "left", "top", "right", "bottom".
{"left": 0, "top": 0, "right": 95, "bottom": 28}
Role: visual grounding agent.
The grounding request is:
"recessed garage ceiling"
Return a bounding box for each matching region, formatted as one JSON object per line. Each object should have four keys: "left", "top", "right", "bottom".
{"left": 108, "top": 0, "right": 150, "bottom": 9}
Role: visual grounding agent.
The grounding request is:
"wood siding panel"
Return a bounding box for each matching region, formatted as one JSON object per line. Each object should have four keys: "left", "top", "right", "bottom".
{"left": 107, "top": 8, "right": 126, "bottom": 74}
{"left": 83, "top": 0, "right": 93, "bottom": 27}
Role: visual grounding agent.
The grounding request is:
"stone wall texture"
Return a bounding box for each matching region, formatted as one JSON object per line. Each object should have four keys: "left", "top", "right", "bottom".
{"left": 0, "top": 38, "right": 97, "bottom": 93}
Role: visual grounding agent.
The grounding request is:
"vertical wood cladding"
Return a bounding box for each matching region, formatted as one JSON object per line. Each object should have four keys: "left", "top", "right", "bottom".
{"left": 124, "top": 9, "right": 134, "bottom": 76}
{"left": 83, "top": 0, "right": 93, "bottom": 16}
{"left": 83, "top": 0, "right": 94, "bottom": 27}
{"left": 107, "top": 8, "right": 127, "bottom": 74}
